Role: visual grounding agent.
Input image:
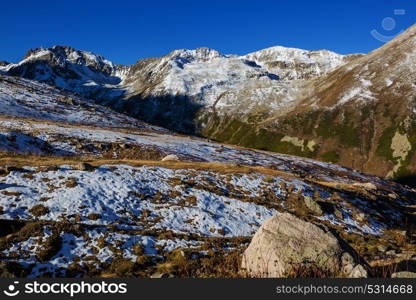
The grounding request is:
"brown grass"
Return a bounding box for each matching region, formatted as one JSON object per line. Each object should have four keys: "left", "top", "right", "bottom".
{"left": 285, "top": 264, "right": 333, "bottom": 278}
{"left": 29, "top": 204, "right": 49, "bottom": 217}
{"left": 36, "top": 233, "right": 62, "bottom": 262}
{"left": 0, "top": 151, "right": 296, "bottom": 179}
{"left": 156, "top": 249, "right": 244, "bottom": 278}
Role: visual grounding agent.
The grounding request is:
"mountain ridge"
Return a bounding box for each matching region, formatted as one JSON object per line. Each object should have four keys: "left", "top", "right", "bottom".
{"left": 0, "top": 37, "right": 415, "bottom": 277}
{"left": 2, "top": 24, "right": 416, "bottom": 180}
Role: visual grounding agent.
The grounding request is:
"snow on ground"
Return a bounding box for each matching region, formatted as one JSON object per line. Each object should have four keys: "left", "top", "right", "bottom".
{"left": 0, "top": 118, "right": 402, "bottom": 189}
{"left": 0, "top": 164, "right": 408, "bottom": 238}
{"left": 0, "top": 74, "right": 162, "bottom": 131}
{"left": 0, "top": 162, "right": 409, "bottom": 277}
{"left": 0, "top": 165, "right": 277, "bottom": 236}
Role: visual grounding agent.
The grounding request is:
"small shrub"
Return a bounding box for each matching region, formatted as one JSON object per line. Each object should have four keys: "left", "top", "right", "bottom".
{"left": 136, "top": 255, "right": 153, "bottom": 268}
{"left": 29, "top": 205, "right": 49, "bottom": 217}
{"left": 110, "top": 258, "right": 136, "bottom": 277}
{"left": 87, "top": 213, "right": 100, "bottom": 221}
{"left": 36, "top": 233, "right": 62, "bottom": 262}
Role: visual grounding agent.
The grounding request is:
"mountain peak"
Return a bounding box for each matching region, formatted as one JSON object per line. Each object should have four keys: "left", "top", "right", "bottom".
{"left": 169, "top": 47, "right": 224, "bottom": 63}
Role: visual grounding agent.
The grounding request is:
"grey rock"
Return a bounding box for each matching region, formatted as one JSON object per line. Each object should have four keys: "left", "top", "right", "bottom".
{"left": 349, "top": 264, "right": 368, "bottom": 278}
{"left": 75, "top": 162, "right": 95, "bottom": 171}
{"left": 241, "top": 213, "right": 368, "bottom": 278}
{"left": 303, "top": 196, "right": 323, "bottom": 215}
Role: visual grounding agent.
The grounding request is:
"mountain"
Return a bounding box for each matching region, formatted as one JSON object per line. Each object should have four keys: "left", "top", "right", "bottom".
{"left": 0, "top": 73, "right": 157, "bottom": 130}
{"left": 2, "top": 46, "right": 128, "bottom": 100}
{"left": 0, "top": 72, "right": 415, "bottom": 277}
{"left": 235, "top": 23, "right": 416, "bottom": 181}
{"left": 3, "top": 45, "right": 352, "bottom": 133}
{"left": 3, "top": 24, "right": 416, "bottom": 181}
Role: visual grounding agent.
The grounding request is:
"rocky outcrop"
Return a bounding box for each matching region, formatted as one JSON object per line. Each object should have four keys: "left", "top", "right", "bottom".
{"left": 241, "top": 213, "right": 369, "bottom": 278}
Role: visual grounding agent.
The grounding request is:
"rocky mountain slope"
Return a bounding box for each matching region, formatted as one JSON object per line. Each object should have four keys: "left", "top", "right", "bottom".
{"left": 6, "top": 26, "right": 415, "bottom": 181}
{"left": 2, "top": 44, "right": 355, "bottom": 134}
{"left": 252, "top": 23, "right": 416, "bottom": 181}
{"left": 0, "top": 73, "right": 415, "bottom": 278}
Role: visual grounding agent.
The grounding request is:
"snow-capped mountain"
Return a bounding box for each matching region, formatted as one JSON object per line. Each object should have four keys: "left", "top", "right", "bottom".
{"left": 3, "top": 46, "right": 128, "bottom": 100}
{"left": 3, "top": 43, "right": 353, "bottom": 134}
{"left": 3, "top": 44, "right": 349, "bottom": 108}
{"left": 244, "top": 46, "right": 359, "bottom": 80}
{"left": 252, "top": 23, "right": 416, "bottom": 179}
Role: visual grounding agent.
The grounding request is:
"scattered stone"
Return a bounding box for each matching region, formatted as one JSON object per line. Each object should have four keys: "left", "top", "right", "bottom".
{"left": 386, "top": 250, "right": 397, "bottom": 256}
{"left": 47, "top": 166, "right": 59, "bottom": 172}
{"left": 161, "top": 154, "right": 180, "bottom": 162}
{"left": 354, "top": 212, "right": 366, "bottom": 222}
{"left": 397, "top": 230, "right": 407, "bottom": 237}
{"left": 241, "top": 213, "right": 368, "bottom": 278}
{"left": 391, "top": 271, "right": 416, "bottom": 278}
{"left": 0, "top": 262, "right": 27, "bottom": 278}
{"left": 353, "top": 182, "right": 377, "bottom": 191}
{"left": 74, "top": 142, "right": 83, "bottom": 149}
{"left": 29, "top": 204, "right": 49, "bottom": 217}
{"left": 334, "top": 208, "right": 344, "bottom": 220}
{"left": 377, "top": 245, "right": 387, "bottom": 252}
{"left": 151, "top": 272, "right": 174, "bottom": 278}
{"left": 349, "top": 264, "right": 368, "bottom": 278}
{"left": 303, "top": 196, "right": 323, "bottom": 215}
{"left": 75, "top": 162, "right": 95, "bottom": 171}
{"left": 388, "top": 193, "right": 397, "bottom": 199}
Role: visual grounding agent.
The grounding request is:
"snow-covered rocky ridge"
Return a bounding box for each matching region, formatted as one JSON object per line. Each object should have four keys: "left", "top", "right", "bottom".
{"left": 2, "top": 45, "right": 355, "bottom": 128}
{"left": 2, "top": 46, "right": 128, "bottom": 100}
{"left": 0, "top": 73, "right": 162, "bottom": 131}
{"left": 3, "top": 45, "right": 351, "bottom": 104}
{"left": 244, "top": 46, "right": 357, "bottom": 80}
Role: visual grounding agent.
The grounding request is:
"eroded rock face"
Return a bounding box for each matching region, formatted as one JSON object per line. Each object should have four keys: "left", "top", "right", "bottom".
{"left": 241, "top": 213, "right": 368, "bottom": 278}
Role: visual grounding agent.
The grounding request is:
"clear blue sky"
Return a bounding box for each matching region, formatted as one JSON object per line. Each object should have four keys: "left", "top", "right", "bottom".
{"left": 1, "top": 0, "right": 415, "bottom": 65}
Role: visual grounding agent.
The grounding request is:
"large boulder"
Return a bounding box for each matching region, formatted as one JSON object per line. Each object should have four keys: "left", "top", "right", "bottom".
{"left": 241, "top": 213, "right": 368, "bottom": 278}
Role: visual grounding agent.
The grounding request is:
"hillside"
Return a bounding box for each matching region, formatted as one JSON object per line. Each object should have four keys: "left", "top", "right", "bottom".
{"left": 0, "top": 73, "right": 415, "bottom": 277}
{"left": 6, "top": 31, "right": 414, "bottom": 180}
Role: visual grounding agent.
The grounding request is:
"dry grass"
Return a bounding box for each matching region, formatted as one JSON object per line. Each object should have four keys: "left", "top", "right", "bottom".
{"left": 0, "top": 114, "right": 161, "bottom": 136}
{"left": 36, "top": 233, "right": 62, "bottom": 262}
{"left": 0, "top": 151, "right": 296, "bottom": 179}
{"left": 155, "top": 249, "right": 244, "bottom": 278}
{"left": 29, "top": 204, "right": 49, "bottom": 217}
{"left": 285, "top": 264, "right": 333, "bottom": 278}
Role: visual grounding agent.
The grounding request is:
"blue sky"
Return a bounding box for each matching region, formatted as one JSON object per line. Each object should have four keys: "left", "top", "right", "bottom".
{"left": 1, "top": 0, "right": 415, "bottom": 65}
